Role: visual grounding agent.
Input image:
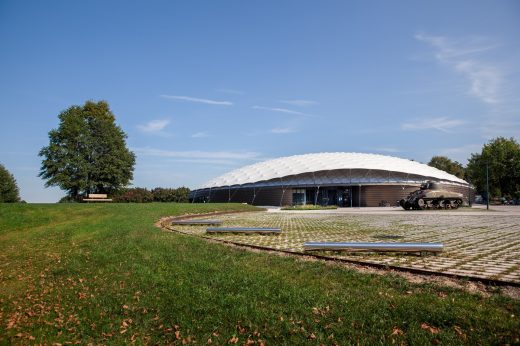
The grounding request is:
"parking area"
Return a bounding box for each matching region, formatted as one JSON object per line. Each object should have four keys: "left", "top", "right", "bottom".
{"left": 169, "top": 206, "right": 520, "bottom": 284}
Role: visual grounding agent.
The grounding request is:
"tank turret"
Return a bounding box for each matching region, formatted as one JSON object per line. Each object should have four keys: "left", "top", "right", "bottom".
{"left": 399, "top": 181, "right": 463, "bottom": 210}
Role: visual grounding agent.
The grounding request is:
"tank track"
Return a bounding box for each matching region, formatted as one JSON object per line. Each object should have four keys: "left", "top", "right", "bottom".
{"left": 400, "top": 198, "right": 463, "bottom": 210}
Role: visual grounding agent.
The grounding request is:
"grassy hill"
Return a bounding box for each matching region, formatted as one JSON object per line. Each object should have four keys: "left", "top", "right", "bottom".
{"left": 0, "top": 203, "right": 518, "bottom": 345}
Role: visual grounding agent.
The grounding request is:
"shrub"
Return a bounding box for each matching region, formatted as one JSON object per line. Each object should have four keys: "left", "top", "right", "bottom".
{"left": 152, "top": 187, "right": 190, "bottom": 202}
{"left": 113, "top": 188, "right": 154, "bottom": 203}
{"left": 111, "top": 186, "right": 191, "bottom": 203}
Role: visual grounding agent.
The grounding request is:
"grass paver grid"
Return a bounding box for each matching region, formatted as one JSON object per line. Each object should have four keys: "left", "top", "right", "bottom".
{"left": 172, "top": 211, "right": 520, "bottom": 283}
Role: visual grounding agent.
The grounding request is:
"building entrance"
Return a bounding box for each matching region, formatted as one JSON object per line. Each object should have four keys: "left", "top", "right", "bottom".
{"left": 298, "top": 187, "right": 353, "bottom": 207}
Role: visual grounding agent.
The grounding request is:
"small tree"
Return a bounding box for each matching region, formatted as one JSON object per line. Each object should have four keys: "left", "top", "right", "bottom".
{"left": 428, "top": 156, "right": 465, "bottom": 179}
{"left": 0, "top": 163, "right": 21, "bottom": 202}
{"left": 39, "top": 101, "right": 135, "bottom": 199}
{"left": 466, "top": 137, "right": 520, "bottom": 199}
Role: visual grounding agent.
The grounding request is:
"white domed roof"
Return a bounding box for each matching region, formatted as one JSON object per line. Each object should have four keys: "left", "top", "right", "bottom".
{"left": 200, "top": 152, "right": 468, "bottom": 188}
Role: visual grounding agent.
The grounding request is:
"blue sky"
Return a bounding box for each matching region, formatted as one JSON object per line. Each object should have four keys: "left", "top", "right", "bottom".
{"left": 1, "top": 1, "right": 519, "bottom": 202}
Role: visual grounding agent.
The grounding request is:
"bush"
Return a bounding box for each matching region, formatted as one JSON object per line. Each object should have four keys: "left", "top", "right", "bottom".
{"left": 113, "top": 188, "right": 154, "bottom": 203}
{"left": 151, "top": 187, "right": 190, "bottom": 202}
{"left": 110, "top": 186, "right": 191, "bottom": 203}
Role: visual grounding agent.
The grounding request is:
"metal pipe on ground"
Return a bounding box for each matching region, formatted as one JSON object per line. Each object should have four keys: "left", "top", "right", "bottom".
{"left": 304, "top": 242, "right": 443, "bottom": 253}
{"left": 206, "top": 227, "right": 281, "bottom": 234}
{"left": 172, "top": 220, "right": 222, "bottom": 226}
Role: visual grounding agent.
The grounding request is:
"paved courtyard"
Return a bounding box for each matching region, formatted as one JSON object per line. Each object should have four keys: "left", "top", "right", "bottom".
{"left": 167, "top": 206, "right": 520, "bottom": 284}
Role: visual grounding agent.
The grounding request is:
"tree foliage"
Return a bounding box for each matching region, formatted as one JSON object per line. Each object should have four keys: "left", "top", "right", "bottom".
{"left": 0, "top": 163, "right": 21, "bottom": 202}
{"left": 111, "top": 187, "right": 191, "bottom": 203}
{"left": 39, "top": 101, "right": 135, "bottom": 198}
{"left": 427, "top": 156, "right": 466, "bottom": 179}
{"left": 466, "top": 137, "right": 520, "bottom": 198}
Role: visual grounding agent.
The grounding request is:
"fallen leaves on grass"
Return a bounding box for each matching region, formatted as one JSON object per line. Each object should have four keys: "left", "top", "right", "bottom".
{"left": 312, "top": 305, "right": 330, "bottom": 316}
{"left": 454, "top": 325, "right": 467, "bottom": 340}
{"left": 421, "top": 323, "right": 440, "bottom": 334}
{"left": 236, "top": 321, "right": 247, "bottom": 334}
{"left": 391, "top": 327, "right": 404, "bottom": 336}
{"left": 228, "top": 335, "right": 239, "bottom": 344}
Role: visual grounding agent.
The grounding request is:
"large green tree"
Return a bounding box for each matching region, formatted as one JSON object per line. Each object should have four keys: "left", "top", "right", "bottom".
{"left": 427, "top": 156, "right": 465, "bottom": 179}
{"left": 466, "top": 137, "right": 520, "bottom": 198}
{"left": 0, "top": 163, "right": 21, "bottom": 202}
{"left": 39, "top": 101, "right": 135, "bottom": 198}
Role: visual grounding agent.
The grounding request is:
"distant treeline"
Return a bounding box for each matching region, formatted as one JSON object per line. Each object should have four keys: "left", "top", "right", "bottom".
{"left": 59, "top": 187, "right": 191, "bottom": 203}
{"left": 114, "top": 187, "right": 191, "bottom": 203}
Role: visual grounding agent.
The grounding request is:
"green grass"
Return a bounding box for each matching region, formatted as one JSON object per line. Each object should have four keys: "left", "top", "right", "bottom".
{"left": 0, "top": 203, "right": 518, "bottom": 345}
{"left": 281, "top": 204, "right": 338, "bottom": 210}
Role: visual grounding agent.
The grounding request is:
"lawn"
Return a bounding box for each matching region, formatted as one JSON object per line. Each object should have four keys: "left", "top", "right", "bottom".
{"left": 0, "top": 203, "right": 518, "bottom": 345}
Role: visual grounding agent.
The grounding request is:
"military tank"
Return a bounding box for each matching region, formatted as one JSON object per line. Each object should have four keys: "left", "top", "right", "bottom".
{"left": 399, "top": 181, "right": 463, "bottom": 210}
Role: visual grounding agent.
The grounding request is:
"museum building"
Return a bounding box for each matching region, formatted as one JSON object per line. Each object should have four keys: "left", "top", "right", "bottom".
{"left": 189, "top": 152, "right": 473, "bottom": 207}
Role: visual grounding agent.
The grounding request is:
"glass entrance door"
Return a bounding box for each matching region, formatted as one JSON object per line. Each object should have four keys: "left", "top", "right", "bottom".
{"left": 342, "top": 189, "right": 351, "bottom": 207}
{"left": 292, "top": 189, "right": 306, "bottom": 205}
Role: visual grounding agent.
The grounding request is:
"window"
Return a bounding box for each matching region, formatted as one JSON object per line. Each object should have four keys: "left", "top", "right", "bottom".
{"left": 292, "top": 189, "right": 306, "bottom": 205}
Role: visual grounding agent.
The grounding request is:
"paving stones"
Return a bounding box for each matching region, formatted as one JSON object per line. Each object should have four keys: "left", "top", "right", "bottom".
{"left": 170, "top": 211, "right": 520, "bottom": 284}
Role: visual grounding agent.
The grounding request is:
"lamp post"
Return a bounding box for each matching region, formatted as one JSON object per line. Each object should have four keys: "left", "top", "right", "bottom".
{"left": 486, "top": 162, "right": 490, "bottom": 210}
{"left": 467, "top": 176, "right": 472, "bottom": 207}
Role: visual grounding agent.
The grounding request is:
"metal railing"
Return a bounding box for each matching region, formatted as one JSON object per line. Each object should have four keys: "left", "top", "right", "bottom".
{"left": 206, "top": 227, "right": 281, "bottom": 234}
{"left": 304, "top": 241, "right": 443, "bottom": 253}
{"left": 171, "top": 220, "right": 222, "bottom": 226}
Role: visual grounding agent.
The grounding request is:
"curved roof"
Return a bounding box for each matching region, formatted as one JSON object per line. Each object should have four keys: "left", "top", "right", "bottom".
{"left": 200, "top": 152, "right": 468, "bottom": 189}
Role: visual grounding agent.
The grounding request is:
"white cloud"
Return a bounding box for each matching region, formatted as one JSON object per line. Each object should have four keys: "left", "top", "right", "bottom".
{"left": 137, "top": 119, "right": 170, "bottom": 134}
{"left": 455, "top": 61, "right": 501, "bottom": 104}
{"left": 160, "top": 95, "right": 233, "bottom": 106}
{"left": 252, "top": 105, "right": 312, "bottom": 117}
{"left": 191, "top": 131, "right": 209, "bottom": 138}
{"left": 279, "top": 99, "right": 318, "bottom": 107}
{"left": 401, "top": 117, "right": 465, "bottom": 133}
{"left": 415, "top": 33, "right": 502, "bottom": 104}
{"left": 133, "top": 147, "right": 262, "bottom": 161}
{"left": 270, "top": 127, "right": 298, "bottom": 134}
